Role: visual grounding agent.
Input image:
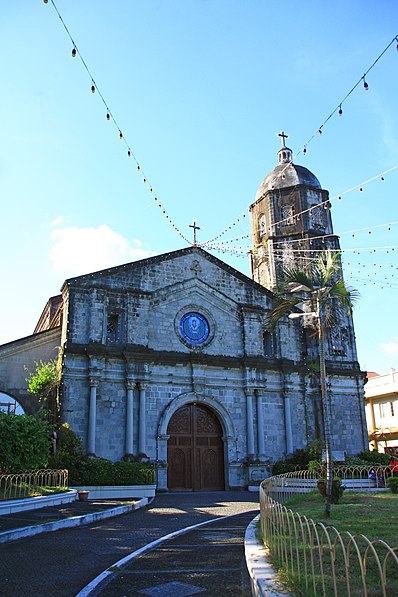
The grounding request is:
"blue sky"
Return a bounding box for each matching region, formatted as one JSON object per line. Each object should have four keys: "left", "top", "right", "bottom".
{"left": 1, "top": 0, "right": 397, "bottom": 374}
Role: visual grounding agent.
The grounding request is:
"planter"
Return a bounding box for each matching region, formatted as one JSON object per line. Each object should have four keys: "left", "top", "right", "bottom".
{"left": 78, "top": 490, "right": 90, "bottom": 502}
{"left": 71, "top": 484, "right": 156, "bottom": 500}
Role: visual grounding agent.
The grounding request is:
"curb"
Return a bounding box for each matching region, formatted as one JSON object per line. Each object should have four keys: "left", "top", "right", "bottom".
{"left": 76, "top": 509, "right": 259, "bottom": 597}
{"left": 0, "top": 490, "right": 77, "bottom": 516}
{"left": 244, "top": 514, "right": 292, "bottom": 597}
{"left": 0, "top": 497, "right": 149, "bottom": 545}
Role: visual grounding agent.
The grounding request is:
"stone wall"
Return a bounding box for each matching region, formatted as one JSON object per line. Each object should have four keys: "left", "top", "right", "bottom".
{"left": 0, "top": 328, "right": 61, "bottom": 414}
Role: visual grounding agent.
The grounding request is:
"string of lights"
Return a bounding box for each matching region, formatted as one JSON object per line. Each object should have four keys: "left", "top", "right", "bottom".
{"left": 199, "top": 238, "right": 398, "bottom": 287}
{"left": 43, "top": 0, "right": 397, "bottom": 277}
{"left": 202, "top": 160, "right": 398, "bottom": 248}
{"left": 201, "top": 212, "right": 248, "bottom": 247}
{"left": 43, "top": 0, "right": 191, "bottom": 245}
{"left": 203, "top": 36, "right": 398, "bottom": 244}
{"left": 266, "top": 35, "right": 398, "bottom": 195}
{"left": 347, "top": 276, "right": 398, "bottom": 289}
{"left": 202, "top": 212, "right": 398, "bottom": 251}
{"left": 270, "top": 245, "right": 397, "bottom": 253}
{"left": 270, "top": 163, "right": 398, "bottom": 231}
{"left": 272, "top": 219, "right": 398, "bottom": 249}
{"left": 293, "top": 34, "right": 398, "bottom": 161}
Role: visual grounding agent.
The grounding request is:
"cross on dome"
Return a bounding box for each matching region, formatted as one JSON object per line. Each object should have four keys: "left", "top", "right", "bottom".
{"left": 278, "top": 131, "right": 288, "bottom": 148}
{"left": 277, "top": 130, "right": 292, "bottom": 164}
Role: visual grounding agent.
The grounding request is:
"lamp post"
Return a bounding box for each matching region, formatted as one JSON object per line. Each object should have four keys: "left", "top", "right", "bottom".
{"left": 289, "top": 289, "right": 333, "bottom": 517}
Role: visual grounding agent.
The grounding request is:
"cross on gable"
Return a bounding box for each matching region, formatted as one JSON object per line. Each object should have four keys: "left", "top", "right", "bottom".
{"left": 278, "top": 131, "right": 288, "bottom": 148}
{"left": 189, "top": 220, "right": 200, "bottom": 246}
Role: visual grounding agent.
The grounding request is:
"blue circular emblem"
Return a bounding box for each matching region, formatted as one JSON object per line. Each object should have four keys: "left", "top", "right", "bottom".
{"left": 179, "top": 312, "right": 210, "bottom": 344}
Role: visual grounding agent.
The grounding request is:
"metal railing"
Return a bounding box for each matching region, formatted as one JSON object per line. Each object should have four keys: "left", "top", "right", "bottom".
{"left": 260, "top": 468, "right": 398, "bottom": 596}
{"left": 263, "top": 465, "right": 394, "bottom": 504}
{"left": 0, "top": 469, "right": 68, "bottom": 500}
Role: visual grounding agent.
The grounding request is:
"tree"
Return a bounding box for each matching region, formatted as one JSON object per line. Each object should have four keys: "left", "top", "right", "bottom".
{"left": 268, "top": 251, "right": 358, "bottom": 517}
{"left": 0, "top": 411, "right": 52, "bottom": 472}
{"left": 26, "top": 358, "right": 60, "bottom": 422}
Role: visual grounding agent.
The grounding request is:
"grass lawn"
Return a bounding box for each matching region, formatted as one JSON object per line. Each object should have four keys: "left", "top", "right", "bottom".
{"left": 283, "top": 490, "right": 398, "bottom": 546}
{"left": 264, "top": 491, "right": 398, "bottom": 596}
{"left": 0, "top": 485, "right": 68, "bottom": 501}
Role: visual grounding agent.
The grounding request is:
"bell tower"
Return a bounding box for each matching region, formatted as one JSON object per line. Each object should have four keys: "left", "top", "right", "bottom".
{"left": 249, "top": 132, "right": 340, "bottom": 291}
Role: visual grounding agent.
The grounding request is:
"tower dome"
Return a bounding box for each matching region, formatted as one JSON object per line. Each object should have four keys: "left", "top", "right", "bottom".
{"left": 255, "top": 163, "right": 321, "bottom": 200}
{"left": 255, "top": 131, "right": 321, "bottom": 201}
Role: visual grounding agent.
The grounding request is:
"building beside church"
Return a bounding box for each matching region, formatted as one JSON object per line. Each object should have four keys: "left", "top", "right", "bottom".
{"left": 365, "top": 370, "right": 398, "bottom": 453}
{"left": 0, "top": 137, "right": 368, "bottom": 490}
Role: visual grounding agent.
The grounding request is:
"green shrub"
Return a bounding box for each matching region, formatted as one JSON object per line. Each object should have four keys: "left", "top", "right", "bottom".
{"left": 308, "top": 459, "right": 323, "bottom": 473}
{"left": 0, "top": 412, "right": 52, "bottom": 472}
{"left": 71, "top": 457, "right": 154, "bottom": 486}
{"left": 317, "top": 479, "right": 345, "bottom": 503}
{"left": 271, "top": 460, "right": 297, "bottom": 475}
{"left": 49, "top": 423, "right": 84, "bottom": 478}
{"left": 386, "top": 477, "right": 398, "bottom": 494}
{"left": 272, "top": 440, "right": 324, "bottom": 475}
{"left": 356, "top": 450, "right": 390, "bottom": 466}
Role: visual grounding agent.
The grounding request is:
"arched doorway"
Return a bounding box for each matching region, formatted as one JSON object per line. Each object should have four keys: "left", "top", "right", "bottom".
{"left": 167, "top": 403, "right": 225, "bottom": 491}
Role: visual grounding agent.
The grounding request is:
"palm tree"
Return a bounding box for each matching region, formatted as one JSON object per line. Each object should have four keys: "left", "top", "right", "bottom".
{"left": 268, "top": 251, "right": 358, "bottom": 517}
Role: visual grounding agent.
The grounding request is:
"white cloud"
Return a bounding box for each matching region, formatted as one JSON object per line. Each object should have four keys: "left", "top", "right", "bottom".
{"left": 380, "top": 338, "right": 398, "bottom": 356}
{"left": 50, "top": 224, "right": 155, "bottom": 276}
{"left": 50, "top": 215, "right": 64, "bottom": 227}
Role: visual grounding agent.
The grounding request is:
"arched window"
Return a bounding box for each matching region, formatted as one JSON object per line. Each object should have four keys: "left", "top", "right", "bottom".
{"left": 258, "top": 214, "right": 266, "bottom": 237}
{"left": 263, "top": 330, "right": 274, "bottom": 356}
{"left": 0, "top": 392, "right": 25, "bottom": 415}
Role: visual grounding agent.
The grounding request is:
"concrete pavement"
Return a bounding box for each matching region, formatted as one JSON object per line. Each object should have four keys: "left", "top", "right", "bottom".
{"left": 0, "top": 491, "right": 259, "bottom": 596}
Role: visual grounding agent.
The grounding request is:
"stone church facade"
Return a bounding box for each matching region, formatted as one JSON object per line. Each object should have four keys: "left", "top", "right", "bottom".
{"left": 0, "top": 138, "right": 368, "bottom": 490}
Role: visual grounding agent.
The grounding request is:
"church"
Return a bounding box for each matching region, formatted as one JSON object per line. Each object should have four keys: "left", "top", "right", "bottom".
{"left": 0, "top": 137, "right": 368, "bottom": 491}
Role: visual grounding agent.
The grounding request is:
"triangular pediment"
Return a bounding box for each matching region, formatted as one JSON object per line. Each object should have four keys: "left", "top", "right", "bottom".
{"left": 61, "top": 246, "right": 274, "bottom": 301}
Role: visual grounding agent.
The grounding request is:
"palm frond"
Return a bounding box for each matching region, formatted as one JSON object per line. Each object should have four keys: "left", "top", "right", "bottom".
{"left": 282, "top": 267, "right": 313, "bottom": 289}
{"left": 266, "top": 296, "right": 302, "bottom": 330}
{"left": 268, "top": 250, "right": 359, "bottom": 332}
{"left": 312, "top": 251, "right": 341, "bottom": 288}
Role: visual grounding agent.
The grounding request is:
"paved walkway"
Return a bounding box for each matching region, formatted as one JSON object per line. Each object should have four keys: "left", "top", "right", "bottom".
{"left": 87, "top": 510, "right": 256, "bottom": 597}
{"left": 0, "top": 492, "right": 259, "bottom": 596}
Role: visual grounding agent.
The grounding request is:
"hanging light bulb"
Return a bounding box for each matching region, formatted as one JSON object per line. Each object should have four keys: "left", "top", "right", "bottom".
{"left": 338, "top": 196, "right": 342, "bottom": 201}
{"left": 119, "top": 132, "right": 123, "bottom": 140}
{"left": 72, "top": 47, "right": 77, "bottom": 57}
{"left": 363, "top": 76, "right": 369, "bottom": 90}
{"left": 360, "top": 187, "right": 363, "bottom": 192}
{"left": 143, "top": 178, "right": 146, "bottom": 184}
{"left": 338, "top": 105, "right": 343, "bottom": 116}
{"left": 127, "top": 150, "right": 131, "bottom": 157}
{"left": 106, "top": 113, "right": 110, "bottom": 121}
{"left": 43, "top": 0, "right": 48, "bottom": 3}
{"left": 91, "top": 85, "right": 95, "bottom": 93}
{"left": 137, "top": 165, "right": 140, "bottom": 171}
{"left": 318, "top": 128, "right": 323, "bottom": 135}
{"left": 381, "top": 176, "right": 385, "bottom": 181}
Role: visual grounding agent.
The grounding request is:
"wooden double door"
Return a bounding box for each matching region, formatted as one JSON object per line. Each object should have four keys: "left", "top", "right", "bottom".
{"left": 167, "top": 404, "right": 225, "bottom": 491}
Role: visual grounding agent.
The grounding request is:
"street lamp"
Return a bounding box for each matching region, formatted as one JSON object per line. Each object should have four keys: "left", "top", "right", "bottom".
{"left": 289, "top": 290, "right": 333, "bottom": 518}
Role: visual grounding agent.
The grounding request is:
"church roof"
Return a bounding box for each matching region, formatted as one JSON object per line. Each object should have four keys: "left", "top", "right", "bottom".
{"left": 255, "top": 162, "right": 321, "bottom": 201}
{"left": 61, "top": 245, "right": 275, "bottom": 299}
